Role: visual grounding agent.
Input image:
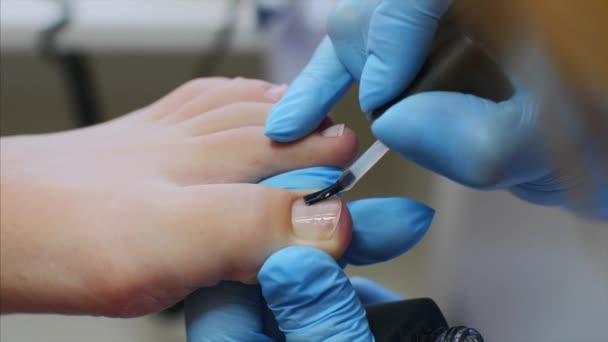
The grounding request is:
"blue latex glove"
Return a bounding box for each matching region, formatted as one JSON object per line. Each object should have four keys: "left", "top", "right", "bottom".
{"left": 264, "top": 0, "right": 451, "bottom": 140}
{"left": 265, "top": 0, "right": 608, "bottom": 219}
{"left": 185, "top": 167, "right": 434, "bottom": 341}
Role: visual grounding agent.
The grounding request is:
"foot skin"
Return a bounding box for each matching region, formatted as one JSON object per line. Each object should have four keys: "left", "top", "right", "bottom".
{"left": 0, "top": 77, "right": 357, "bottom": 317}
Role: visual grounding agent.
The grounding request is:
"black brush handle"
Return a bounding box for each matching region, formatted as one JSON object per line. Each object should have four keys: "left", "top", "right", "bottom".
{"left": 367, "top": 19, "right": 513, "bottom": 122}
{"left": 366, "top": 298, "right": 447, "bottom": 341}
{"left": 366, "top": 298, "right": 485, "bottom": 342}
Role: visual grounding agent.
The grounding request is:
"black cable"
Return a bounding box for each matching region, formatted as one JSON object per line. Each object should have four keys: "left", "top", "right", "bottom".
{"left": 40, "top": 0, "right": 102, "bottom": 127}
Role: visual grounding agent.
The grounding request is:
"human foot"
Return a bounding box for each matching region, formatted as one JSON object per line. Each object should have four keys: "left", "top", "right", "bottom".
{"left": 0, "top": 77, "right": 357, "bottom": 317}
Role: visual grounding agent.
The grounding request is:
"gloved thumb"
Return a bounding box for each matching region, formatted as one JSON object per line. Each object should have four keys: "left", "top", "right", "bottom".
{"left": 259, "top": 247, "right": 373, "bottom": 341}
{"left": 173, "top": 184, "right": 352, "bottom": 286}
{"left": 371, "top": 91, "right": 545, "bottom": 189}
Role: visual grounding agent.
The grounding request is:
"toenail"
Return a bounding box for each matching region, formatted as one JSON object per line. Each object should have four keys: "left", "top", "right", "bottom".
{"left": 291, "top": 197, "right": 341, "bottom": 240}
{"left": 321, "top": 124, "right": 345, "bottom": 137}
{"left": 265, "top": 84, "right": 288, "bottom": 102}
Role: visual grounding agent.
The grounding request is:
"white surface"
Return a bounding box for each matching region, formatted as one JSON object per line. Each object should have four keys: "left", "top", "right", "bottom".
{"left": 0, "top": 314, "right": 185, "bottom": 342}
{"left": 0, "top": 0, "right": 264, "bottom": 53}
{"left": 424, "top": 176, "right": 608, "bottom": 342}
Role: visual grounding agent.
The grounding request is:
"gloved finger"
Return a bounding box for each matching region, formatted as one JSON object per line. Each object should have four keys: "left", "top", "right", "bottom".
{"left": 371, "top": 91, "right": 547, "bottom": 189}
{"left": 185, "top": 282, "right": 272, "bottom": 342}
{"left": 350, "top": 277, "right": 401, "bottom": 306}
{"left": 265, "top": 37, "right": 354, "bottom": 142}
{"left": 259, "top": 246, "right": 374, "bottom": 341}
{"left": 359, "top": 0, "right": 451, "bottom": 112}
{"left": 342, "top": 197, "right": 434, "bottom": 266}
{"left": 260, "top": 166, "right": 341, "bottom": 190}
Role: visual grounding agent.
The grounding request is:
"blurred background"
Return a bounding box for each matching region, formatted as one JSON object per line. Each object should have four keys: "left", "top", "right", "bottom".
{"left": 1, "top": 1, "right": 606, "bottom": 341}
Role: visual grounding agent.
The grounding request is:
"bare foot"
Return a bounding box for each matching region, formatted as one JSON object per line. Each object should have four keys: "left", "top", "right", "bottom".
{"left": 0, "top": 77, "right": 357, "bottom": 317}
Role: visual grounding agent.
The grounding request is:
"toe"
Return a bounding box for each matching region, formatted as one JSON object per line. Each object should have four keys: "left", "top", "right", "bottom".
{"left": 143, "top": 77, "right": 231, "bottom": 119}
{"left": 173, "top": 102, "right": 273, "bottom": 136}
{"left": 162, "top": 78, "right": 287, "bottom": 124}
{"left": 168, "top": 124, "right": 357, "bottom": 185}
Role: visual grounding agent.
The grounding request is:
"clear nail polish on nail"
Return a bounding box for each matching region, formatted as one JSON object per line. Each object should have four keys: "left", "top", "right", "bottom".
{"left": 291, "top": 197, "right": 341, "bottom": 240}
{"left": 321, "top": 124, "right": 345, "bottom": 137}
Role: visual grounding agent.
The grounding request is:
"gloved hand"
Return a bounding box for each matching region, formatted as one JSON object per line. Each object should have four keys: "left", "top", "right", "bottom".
{"left": 185, "top": 166, "right": 435, "bottom": 341}
{"left": 265, "top": 0, "right": 608, "bottom": 219}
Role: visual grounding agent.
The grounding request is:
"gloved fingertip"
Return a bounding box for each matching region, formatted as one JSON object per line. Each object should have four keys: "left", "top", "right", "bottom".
{"left": 359, "top": 55, "right": 388, "bottom": 112}
{"left": 344, "top": 198, "right": 434, "bottom": 266}
{"left": 264, "top": 105, "right": 314, "bottom": 142}
{"left": 369, "top": 93, "right": 435, "bottom": 153}
{"left": 265, "top": 37, "right": 354, "bottom": 142}
{"left": 359, "top": 54, "right": 404, "bottom": 112}
{"left": 372, "top": 91, "right": 527, "bottom": 188}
